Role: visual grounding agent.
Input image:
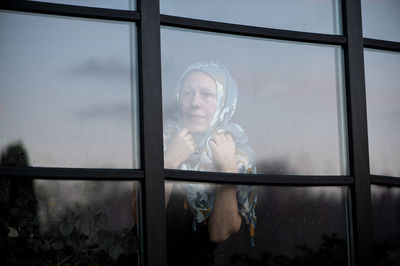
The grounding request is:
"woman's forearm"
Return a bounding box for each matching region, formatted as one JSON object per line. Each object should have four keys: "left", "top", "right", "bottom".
{"left": 208, "top": 184, "right": 241, "bottom": 243}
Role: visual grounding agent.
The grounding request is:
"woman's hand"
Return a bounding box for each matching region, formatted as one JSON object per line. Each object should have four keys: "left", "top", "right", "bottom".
{"left": 164, "top": 128, "right": 196, "bottom": 169}
{"left": 210, "top": 132, "right": 238, "bottom": 173}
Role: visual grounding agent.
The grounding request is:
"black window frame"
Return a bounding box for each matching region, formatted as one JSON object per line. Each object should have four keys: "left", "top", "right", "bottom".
{"left": 1, "top": 1, "right": 400, "bottom": 266}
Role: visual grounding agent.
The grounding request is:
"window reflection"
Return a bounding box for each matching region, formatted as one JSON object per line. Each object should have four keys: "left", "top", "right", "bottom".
{"left": 162, "top": 27, "right": 348, "bottom": 175}
{"left": 0, "top": 12, "right": 140, "bottom": 168}
{"left": 0, "top": 178, "right": 139, "bottom": 265}
{"left": 365, "top": 49, "right": 400, "bottom": 177}
{"left": 161, "top": 0, "right": 342, "bottom": 35}
{"left": 361, "top": 0, "right": 400, "bottom": 42}
{"left": 371, "top": 185, "right": 400, "bottom": 264}
{"left": 166, "top": 181, "right": 349, "bottom": 266}
{"left": 29, "top": 0, "right": 136, "bottom": 10}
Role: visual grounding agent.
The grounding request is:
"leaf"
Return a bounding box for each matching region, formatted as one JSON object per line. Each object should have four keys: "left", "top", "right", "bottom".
{"left": 51, "top": 241, "right": 64, "bottom": 250}
{"left": 59, "top": 223, "right": 74, "bottom": 237}
{"left": 99, "top": 230, "right": 114, "bottom": 246}
{"left": 97, "top": 213, "right": 108, "bottom": 227}
{"left": 109, "top": 244, "right": 123, "bottom": 260}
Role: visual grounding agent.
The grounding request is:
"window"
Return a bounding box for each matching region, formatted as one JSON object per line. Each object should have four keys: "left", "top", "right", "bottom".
{"left": 1, "top": 1, "right": 399, "bottom": 266}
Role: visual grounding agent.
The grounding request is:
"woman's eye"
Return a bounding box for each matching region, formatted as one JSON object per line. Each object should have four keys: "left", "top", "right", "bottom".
{"left": 203, "top": 92, "right": 215, "bottom": 98}
{"left": 183, "top": 91, "right": 194, "bottom": 98}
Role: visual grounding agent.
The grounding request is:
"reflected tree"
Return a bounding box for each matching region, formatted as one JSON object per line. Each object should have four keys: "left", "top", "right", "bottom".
{"left": 0, "top": 142, "right": 138, "bottom": 265}
{"left": 223, "top": 233, "right": 347, "bottom": 266}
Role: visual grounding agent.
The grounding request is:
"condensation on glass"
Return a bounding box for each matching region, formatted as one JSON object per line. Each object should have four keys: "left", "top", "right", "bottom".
{"left": 365, "top": 49, "right": 400, "bottom": 177}
{"left": 29, "top": 0, "right": 136, "bottom": 10}
{"left": 371, "top": 185, "right": 400, "bottom": 264}
{"left": 0, "top": 179, "right": 140, "bottom": 265}
{"left": 0, "top": 11, "right": 140, "bottom": 168}
{"left": 361, "top": 0, "right": 400, "bottom": 42}
{"left": 165, "top": 181, "right": 349, "bottom": 266}
{"left": 161, "top": 27, "right": 348, "bottom": 175}
{"left": 161, "top": 0, "right": 342, "bottom": 35}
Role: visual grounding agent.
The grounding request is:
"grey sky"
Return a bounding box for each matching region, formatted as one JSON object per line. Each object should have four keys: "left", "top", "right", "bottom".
{"left": 365, "top": 49, "right": 400, "bottom": 177}
{"left": 0, "top": 12, "right": 139, "bottom": 168}
{"left": 161, "top": 0, "right": 342, "bottom": 35}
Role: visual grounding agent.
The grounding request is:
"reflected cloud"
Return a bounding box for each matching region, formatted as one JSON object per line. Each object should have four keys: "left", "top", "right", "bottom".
{"left": 73, "top": 101, "right": 130, "bottom": 120}
{"left": 65, "top": 56, "right": 130, "bottom": 79}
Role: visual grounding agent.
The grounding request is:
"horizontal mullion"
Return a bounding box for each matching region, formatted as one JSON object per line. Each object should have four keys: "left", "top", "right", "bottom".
{"left": 165, "top": 169, "right": 353, "bottom": 186}
{"left": 0, "top": 166, "right": 144, "bottom": 180}
{"left": 0, "top": 0, "right": 140, "bottom": 22}
{"left": 160, "top": 14, "right": 347, "bottom": 46}
{"left": 364, "top": 38, "right": 400, "bottom": 52}
{"left": 371, "top": 175, "right": 400, "bottom": 187}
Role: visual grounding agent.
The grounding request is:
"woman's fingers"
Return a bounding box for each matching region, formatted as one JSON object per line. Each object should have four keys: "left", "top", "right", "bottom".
{"left": 213, "top": 131, "right": 233, "bottom": 145}
{"left": 180, "top": 127, "right": 190, "bottom": 136}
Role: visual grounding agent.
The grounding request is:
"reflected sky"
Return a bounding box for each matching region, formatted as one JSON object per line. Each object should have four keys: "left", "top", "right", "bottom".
{"left": 30, "top": 0, "right": 136, "bottom": 10}
{"left": 0, "top": 12, "right": 139, "bottom": 168}
{"left": 361, "top": 0, "right": 400, "bottom": 42}
{"left": 161, "top": 27, "right": 348, "bottom": 175}
{"left": 365, "top": 49, "right": 400, "bottom": 177}
{"left": 161, "top": 0, "right": 342, "bottom": 35}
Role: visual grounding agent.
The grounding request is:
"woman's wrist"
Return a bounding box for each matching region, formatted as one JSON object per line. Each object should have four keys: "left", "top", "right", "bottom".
{"left": 164, "top": 153, "right": 180, "bottom": 169}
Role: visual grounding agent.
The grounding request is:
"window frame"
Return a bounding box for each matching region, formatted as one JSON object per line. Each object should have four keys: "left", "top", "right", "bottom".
{"left": 1, "top": 0, "right": 400, "bottom": 265}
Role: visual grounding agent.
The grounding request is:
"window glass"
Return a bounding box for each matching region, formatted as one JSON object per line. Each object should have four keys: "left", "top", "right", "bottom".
{"left": 161, "top": 27, "right": 348, "bottom": 175}
{"left": 371, "top": 185, "right": 400, "bottom": 265}
{"left": 365, "top": 49, "right": 400, "bottom": 177}
{"left": 361, "top": 0, "right": 400, "bottom": 42}
{"left": 161, "top": 0, "right": 342, "bottom": 35}
{"left": 0, "top": 179, "right": 140, "bottom": 265}
{"left": 166, "top": 181, "right": 349, "bottom": 266}
{"left": 29, "top": 0, "right": 136, "bottom": 10}
{"left": 0, "top": 12, "right": 140, "bottom": 168}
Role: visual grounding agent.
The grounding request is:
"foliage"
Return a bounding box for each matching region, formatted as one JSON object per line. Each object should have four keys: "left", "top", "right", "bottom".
{"left": 224, "top": 233, "right": 348, "bottom": 266}
{"left": 374, "top": 241, "right": 400, "bottom": 266}
{"left": 1, "top": 186, "right": 139, "bottom": 266}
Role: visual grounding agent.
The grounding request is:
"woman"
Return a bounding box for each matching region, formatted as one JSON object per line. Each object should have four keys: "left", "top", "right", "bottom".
{"left": 163, "top": 61, "right": 257, "bottom": 264}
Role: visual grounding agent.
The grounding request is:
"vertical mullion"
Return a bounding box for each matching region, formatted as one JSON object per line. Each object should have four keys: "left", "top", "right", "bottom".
{"left": 343, "top": 0, "right": 373, "bottom": 265}
{"left": 137, "top": 0, "right": 166, "bottom": 266}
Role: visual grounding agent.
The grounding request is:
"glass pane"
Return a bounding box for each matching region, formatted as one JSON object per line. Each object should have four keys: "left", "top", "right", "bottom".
{"left": 361, "top": 0, "right": 400, "bottom": 42}
{"left": 166, "top": 181, "right": 349, "bottom": 266}
{"left": 29, "top": 0, "right": 136, "bottom": 10}
{"left": 161, "top": 0, "right": 342, "bottom": 35}
{"left": 371, "top": 185, "right": 400, "bottom": 265}
{"left": 0, "top": 12, "right": 140, "bottom": 168}
{"left": 161, "top": 27, "right": 348, "bottom": 175}
{"left": 0, "top": 179, "right": 139, "bottom": 265}
{"left": 365, "top": 49, "right": 400, "bottom": 177}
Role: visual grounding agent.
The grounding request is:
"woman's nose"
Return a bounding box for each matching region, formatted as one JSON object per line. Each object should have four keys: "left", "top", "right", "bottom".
{"left": 190, "top": 93, "right": 202, "bottom": 107}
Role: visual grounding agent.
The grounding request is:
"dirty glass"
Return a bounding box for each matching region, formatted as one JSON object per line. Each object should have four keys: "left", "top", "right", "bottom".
{"left": 161, "top": 0, "right": 342, "bottom": 35}
{"left": 0, "top": 11, "right": 140, "bottom": 168}
{"left": 161, "top": 27, "right": 348, "bottom": 175}
{"left": 361, "top": 0, "right": 400, "bottom": 42}
{"left": 371, "top": 185, "right": 400, "bottom": 264}
{"left": 165, "top": 181, "right": 349, "bottom": 266}
{"left": 0, "top": 179, "right": 140, "bottom": 265}
{"left": 29, "top": 0, "right": 136, "bottom": 10}
{"left": 365, "top": 49, "right": 400, "bottom": 177}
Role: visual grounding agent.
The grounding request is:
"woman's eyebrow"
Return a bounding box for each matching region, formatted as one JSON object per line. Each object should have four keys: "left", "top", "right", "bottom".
{"left": 200, "top": 86, "right": 216, "bottom": 91}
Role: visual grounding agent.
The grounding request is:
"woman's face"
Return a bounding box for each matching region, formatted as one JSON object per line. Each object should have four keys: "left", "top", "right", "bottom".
{"left": 180, "top": 71, "right": 218, "bottom": 133}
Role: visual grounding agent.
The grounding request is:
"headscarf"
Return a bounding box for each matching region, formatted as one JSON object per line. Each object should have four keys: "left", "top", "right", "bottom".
{"left": 164, "top": 61, "right": 257, "bottom": 246}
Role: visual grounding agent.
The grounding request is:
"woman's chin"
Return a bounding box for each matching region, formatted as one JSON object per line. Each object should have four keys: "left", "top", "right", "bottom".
{"left": 187, "top": 125, "right": 208, "bottom": 134}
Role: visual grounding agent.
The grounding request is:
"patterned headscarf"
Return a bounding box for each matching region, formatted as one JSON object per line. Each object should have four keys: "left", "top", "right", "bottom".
{"left": 164, "top": 61, "right": 257, "bottom": 246}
